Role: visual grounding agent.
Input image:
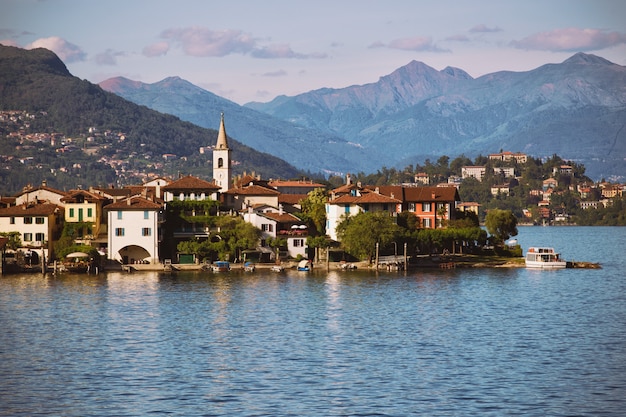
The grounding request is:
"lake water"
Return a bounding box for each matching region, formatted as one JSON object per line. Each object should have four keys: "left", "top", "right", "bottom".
{"left": 1, "top": 227, "right": 624, "bottom": 416}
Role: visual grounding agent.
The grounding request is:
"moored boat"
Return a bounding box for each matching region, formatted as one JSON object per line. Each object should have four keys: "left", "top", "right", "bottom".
{"left": 211, "top": 261, "right": 231, "bottom": 272}
{"left": 525, "top": 247, "right": 567, "bottom": 269}
{"left": 297, "top": 259, "right": 312, "bottom": 271}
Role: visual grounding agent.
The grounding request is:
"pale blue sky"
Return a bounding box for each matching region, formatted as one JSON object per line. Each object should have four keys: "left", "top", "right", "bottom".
{"left": 2, "top": 0, "right": 625, "bottom": 104}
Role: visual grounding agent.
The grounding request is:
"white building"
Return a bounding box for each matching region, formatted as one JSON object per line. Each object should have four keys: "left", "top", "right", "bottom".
{"left": 0, "top": 201, "right": 64, "bottom": 261}
{"left": 104, "top": 196, "right": 163, "bottom": 264}
{"left": 461, "top": 166, "right": 486, "bottom": 181}
{"left": 243, "top": 205, "right": 308, "bottom": 259}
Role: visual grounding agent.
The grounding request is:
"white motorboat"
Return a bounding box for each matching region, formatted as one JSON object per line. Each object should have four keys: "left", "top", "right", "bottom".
{"left": 525, "top": 247, "right": 567, "bottom": 269}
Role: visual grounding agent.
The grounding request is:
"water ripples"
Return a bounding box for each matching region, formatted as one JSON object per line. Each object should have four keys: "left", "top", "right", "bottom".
{"left": 1, "top": 228, "right": 625, "bottom": 416}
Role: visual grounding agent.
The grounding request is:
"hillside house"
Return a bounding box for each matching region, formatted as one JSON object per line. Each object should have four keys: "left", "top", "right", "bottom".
{"left": 488, "top": 151, "right": 527, "bottom": 164}
{"left": 461, "top": 166, "right": 486, "bottom": 181}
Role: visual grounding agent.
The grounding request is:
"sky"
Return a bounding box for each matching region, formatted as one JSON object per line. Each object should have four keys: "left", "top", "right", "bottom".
{"left": 2, "top": 0, "right": 626, "bottom": 105}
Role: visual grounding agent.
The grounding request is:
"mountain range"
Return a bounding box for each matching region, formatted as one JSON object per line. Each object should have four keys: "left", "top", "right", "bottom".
{"left": 101, "top": 53, "right": 626, "bottom": 181}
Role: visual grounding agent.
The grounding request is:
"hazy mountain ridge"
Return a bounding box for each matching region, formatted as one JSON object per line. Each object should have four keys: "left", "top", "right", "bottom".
{"left": 100, "top": 76, "right": 378, "bottom": 175}
{"left": 246, "top": 52, "right": 626, "bottom": 181}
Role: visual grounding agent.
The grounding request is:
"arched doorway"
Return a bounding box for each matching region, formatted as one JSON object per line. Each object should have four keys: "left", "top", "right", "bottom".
{"left": 117, "top": 245, "right": 152, "bottom": 265}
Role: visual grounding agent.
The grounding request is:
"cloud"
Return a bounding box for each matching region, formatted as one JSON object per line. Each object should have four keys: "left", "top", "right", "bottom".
{"left": 261, "top": 69, "right": 287, "bottom": 77}
{"left": 470, "top": 24, "right": 502, "bottom": 33}
{"left": 0, "top": 39, "right": 19, "bottom": 47}
{"left": 251, "top": 44, "right": 306, "bottom": 59}
{"left": 159, "top": 26, "right": 325, "bottom": 59}
{"left": 160, "top": 27, "right": 256, "bottom": 57}
{"left": 26, "top": 36, "right": 86, "bottom": 62}
{"left": 95, "top": 49, "right": 126, "bottom": 65}
{"left": 143, "top": 41, "right": 170, "bottom": 57}
{"left": 512, "top": 27, "right": 626, "bottom": 52}
{"left": 370, "top": 36, "right": 449, "bottom": 52}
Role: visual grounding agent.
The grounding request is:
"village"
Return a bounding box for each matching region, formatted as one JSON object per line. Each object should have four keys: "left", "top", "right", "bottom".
{"left": 1, "top": 113, "right": 623, "bottom": 274}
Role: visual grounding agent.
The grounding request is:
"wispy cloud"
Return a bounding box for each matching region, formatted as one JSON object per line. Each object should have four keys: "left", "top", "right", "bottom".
{"left": 26, "top": 36, "right": 86, "bottom": 62}
{"left": 512, "top": 27, "right": 626, "bottom": 52}
{"left": 157, "top": 26, "right": 324, "bottom": 59}
{"left": 469, "top": 24, "right": 502, "bottom": 33}
{"left": 143, "top": 41, "right": 169, "bottom": 57}
{"left": 0, "top": 39, "right": 19, "bottom": 47}
{"left": 95, "top": 49, "right": 126, "bottom": 65}
{"left": 261, "top": 69, "right": 288, "bottom": 77}
{"left": 370, "top": 36, "right": 449, "bottom": 52}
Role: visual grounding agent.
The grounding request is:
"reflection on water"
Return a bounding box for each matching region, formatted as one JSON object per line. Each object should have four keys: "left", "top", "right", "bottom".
{"left": 1, "top": 227, "right": 625, "bottom": 416}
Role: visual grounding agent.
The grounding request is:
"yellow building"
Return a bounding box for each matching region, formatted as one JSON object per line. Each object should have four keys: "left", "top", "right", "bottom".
{"left": 60, "top": 190, "right": 110, "bottom": 244}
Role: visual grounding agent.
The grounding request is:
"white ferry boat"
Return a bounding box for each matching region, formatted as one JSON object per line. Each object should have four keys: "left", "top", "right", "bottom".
{"left": 525, "top": 247, "right": 567, "bottom": 269}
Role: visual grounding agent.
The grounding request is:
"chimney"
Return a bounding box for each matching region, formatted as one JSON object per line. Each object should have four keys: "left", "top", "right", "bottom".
{"left": 156, "top": 183, "right": 161, "bottom": 199}
{"left": 346, "top": 173, "right": 352, "bottom": 185}
{"left": 432, "top": 192, "right": 436, "bottom": 199}
{"left": 127, "top": 198, "right": 131, "bottom": 206}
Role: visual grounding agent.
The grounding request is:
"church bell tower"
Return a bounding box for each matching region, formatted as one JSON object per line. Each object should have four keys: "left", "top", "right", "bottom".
{"left": 213, "top": 113, "right": 232, "bottom": 193}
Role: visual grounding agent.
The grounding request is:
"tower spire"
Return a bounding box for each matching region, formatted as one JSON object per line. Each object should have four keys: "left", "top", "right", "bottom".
{"left": 216, "top": 112, "right": 229, "bottom": 149}
{"left": 213, "top": 112, "right": 232, "bottom": 193}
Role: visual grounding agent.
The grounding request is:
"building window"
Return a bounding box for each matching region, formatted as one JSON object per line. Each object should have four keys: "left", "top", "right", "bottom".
{"left": 408, "top": 203, "right": 416, "bottom": 212}
{"left": 69, "top": 208, "right": 74, "bottom": 218}
{"left": 24, "top": 233, "right": 32, "bottom": 242}
{"left": 117, "top": 211, "right": 122, "bottom": 220}
{"left": 24, "top": 217, "right": 33, "bottom": 224}
{"left": 144, "top": 210, "right": 149, "bottom": 219}
{"left": 35, "top": 233, "right": 45, "bottom": 242}
{"left": 344, "top": 205, "right": 350, "bottom": 214}
{"left": 10, "top": 217, "right": 15, "bottom": 224}
{"left": 293, "top": 239, "right": 304, "bottom": 247}
{"left": 422, "top": 203, "right": 431, "bottom": 212}
{"left": 88, "top": 208, "right": 93, "bottom": 218}
{"left": 35, "top": 217, "right": 45, "bottom": 224}
{"left": 262, "top": 224, "right": 273, "bottom": 232}
{"left": 115, "top": 228, "right": 125, "bottom": 236}
{"left": 423, "top": 218, "right": 431, "bottom": 228}
{"left": 142, "top": 227, "right": 151, "bottom": 236}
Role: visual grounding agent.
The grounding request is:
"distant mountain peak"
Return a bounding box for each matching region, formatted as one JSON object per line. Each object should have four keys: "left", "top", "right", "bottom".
{"left": 440, "top": 66, "right": 473, "bottom": 80}
{"left": 98, "top": 76, "right": 144, "bottom": 93}
{"left": 563, "top": 52, "right": 615, "bottom": 66}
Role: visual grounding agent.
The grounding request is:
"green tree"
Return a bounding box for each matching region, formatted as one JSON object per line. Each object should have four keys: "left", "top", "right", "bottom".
{"left": 299, "top": 188, "right": 328, "bottom": 235}
{"left": 485, "top": 209, "right": 518, "bottom": 244}
{"left": 337, "top": 212, "right": 402, "bottom": 261}
{"left": 0, "top": 231, "right": 22, "bottom": 250}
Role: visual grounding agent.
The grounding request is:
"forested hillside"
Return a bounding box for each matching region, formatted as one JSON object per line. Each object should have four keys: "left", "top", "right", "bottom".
{"left": 0, "top": 45, "right": 303, "bottom": 195}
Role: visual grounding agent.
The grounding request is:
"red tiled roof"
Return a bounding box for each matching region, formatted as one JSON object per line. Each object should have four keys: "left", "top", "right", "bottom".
{"left": 268, "top": 180, "right": 325, "bottom": 188}
{"left": 61, "top": 189, "right": 108, "bottom": 203}
{"left": 162, "top": 175, "right": 220, "bottom": 191}
{"left": 0, "top": 202, "right": 63, "bottom": 216}
{"left": 104, "top": 196, "right": 163, "bottom": 210}
{"left": 225, "top": 184, "right": 280, "bottom": 196}
{"left": 13, "top": 185, "right": 68, "bottom": 198}
{"left": 278, "top": 194, "right": 308, "bottom": 205}
{"left": 371, "top": 185, "right": 460, "bottom": 202}
{"left": 261, "top": 212, "right": 302, "bottom": 223}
